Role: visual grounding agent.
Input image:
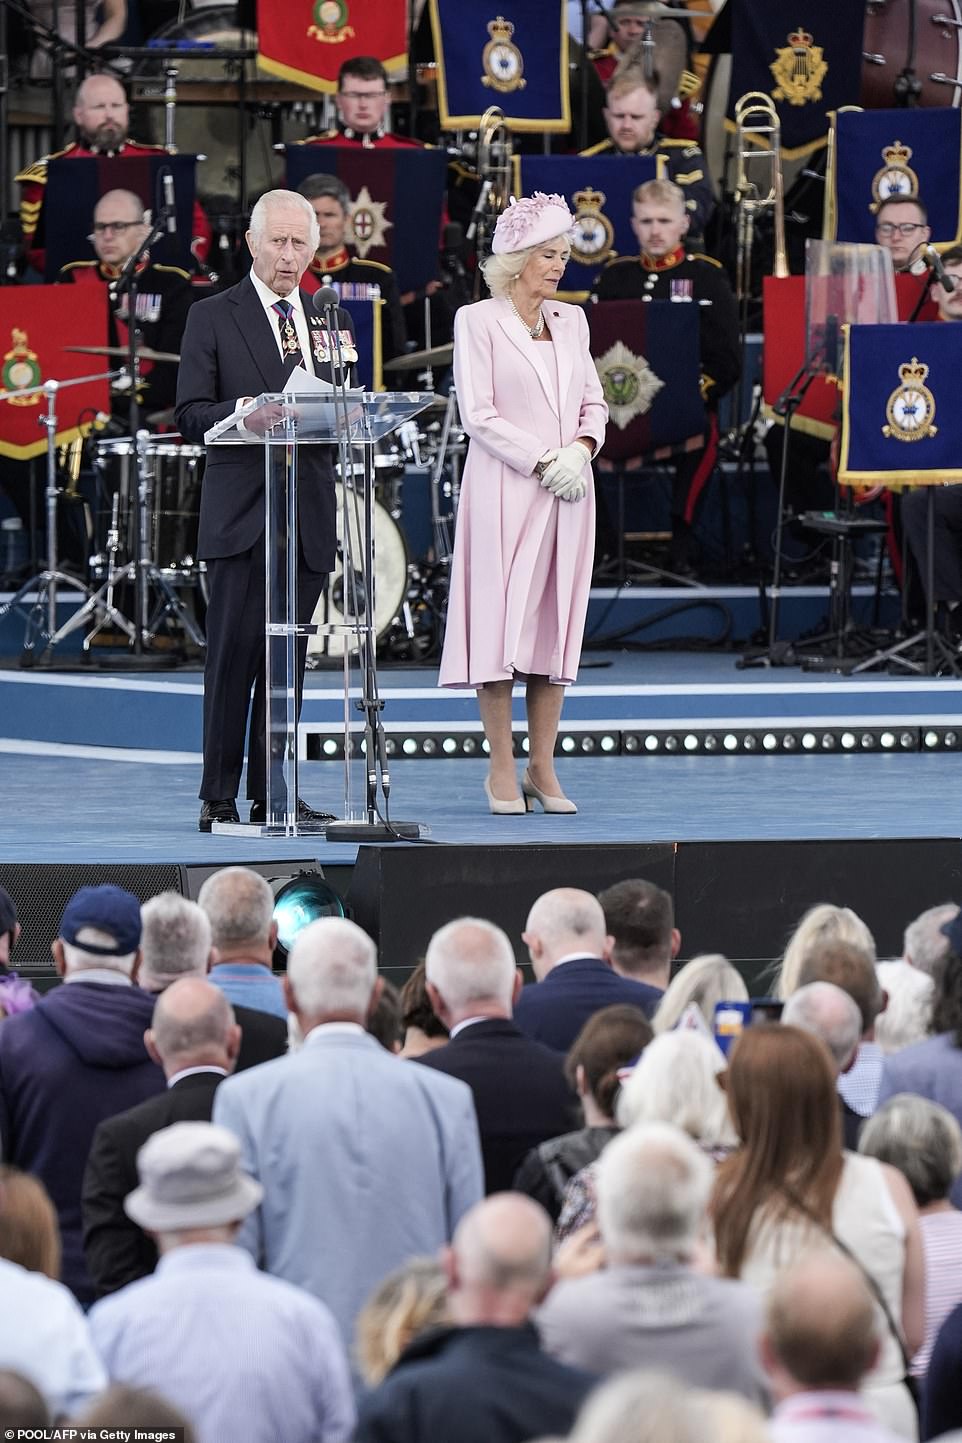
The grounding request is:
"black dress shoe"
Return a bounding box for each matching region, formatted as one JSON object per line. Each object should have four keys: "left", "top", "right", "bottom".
{"left": 198, "top": 799, "right": 239, "bottom": 832}
{"left": 249, "top": 798, "right": 338, "bottom": 826}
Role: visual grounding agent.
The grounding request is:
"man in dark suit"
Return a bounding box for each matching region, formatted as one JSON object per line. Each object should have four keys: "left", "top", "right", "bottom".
{"left": 416, "top": 917, "right": 577, "bottom": 1193}
{"left": 136, "top": 891, "right": 287, "bottom": 1072}
{"left": 174, "top": 188, "right": 355, "bottom": 831}
{"left": 82, "top": 976, "right": 241, "bottom": 1297}
{"left": 514, "top": 888, "right": 662, "bottom": 1052}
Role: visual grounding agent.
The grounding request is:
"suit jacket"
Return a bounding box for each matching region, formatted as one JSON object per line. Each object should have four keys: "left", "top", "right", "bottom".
{"left": 173, "top": 273, "right": 353, "bottom": 569}
{"left": 416, "top": 1019, "right": 577, "bottom": 1194}
{"left": 232, "top": 1001, "right": 288, "bottom": 1070}
{"left": 213, "top": 1028, "right": 484, "bottom": 1347}
{"left": 82, "top": 1071, "right": 223, "bottom": 1297}
{"left": 513, "top": 956, "right": 662, "bottom": 1053}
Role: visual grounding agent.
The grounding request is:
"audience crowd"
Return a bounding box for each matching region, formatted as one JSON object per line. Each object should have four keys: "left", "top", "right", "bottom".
{"left": 2, "top": 870, "right": 962, "bottom": 1443}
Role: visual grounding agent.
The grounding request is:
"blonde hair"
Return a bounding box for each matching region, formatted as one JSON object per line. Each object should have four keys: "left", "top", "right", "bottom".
{"left": 481, "top": 234, "right": 572, "bottom": 299}
{"left": 632, "top": 178, "right": 686, "bottom": 211}
{"left": 653, "top": 953, "right": 747, "bottom": 1034}
{"left": 776, "top": 904, "right": 876, "bottom": 1000}
{"left": 355, "top": 1257, "right": 449, "bottom": 1385}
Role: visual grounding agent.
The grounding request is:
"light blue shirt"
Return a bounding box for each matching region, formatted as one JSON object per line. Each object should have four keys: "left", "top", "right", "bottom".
{"left": 88, "top": 1244, "right": 355, "bottom": 1443}
{"left": 209, "top": 961, "right": 288, "bottom": 1021}
{"left": 0, "top": 1257, "right": 105, "bottom": 1417}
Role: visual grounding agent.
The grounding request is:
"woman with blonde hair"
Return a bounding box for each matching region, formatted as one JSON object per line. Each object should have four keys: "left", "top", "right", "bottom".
{"left": 776, "top": 903, "right": 876, "bottom": 1000}
{"left": 711, "top": 1025, "right": 923, "bottom": 1440}
{"left": 439, "top": 192, "right": 608, "bottom": 814}
{"left": 652, "top": 953, "right": 748, "bottom": 1033}
{"left": 355, "top": 1257, "right": 450, "bottom": 1387}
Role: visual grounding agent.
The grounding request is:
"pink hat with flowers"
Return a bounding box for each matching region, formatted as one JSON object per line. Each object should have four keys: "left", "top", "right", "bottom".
{"left": 491, "top": 192, "right": 575, "bottom": 255}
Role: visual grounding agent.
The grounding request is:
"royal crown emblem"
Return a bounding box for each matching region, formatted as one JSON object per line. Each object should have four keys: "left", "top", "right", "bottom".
{"left": 481, "top": 16, "right": 527, "bottom": 94}
{"left": 1, "top": 327, "right": 41, "bottom": 407}
{"left": 883, "top": 356, "right": 938, "bottom": 442}
{"left": 770, "top": 28, "right": 828, "bottom": 107}
{"left": 349, "top": 186, "right": 392, "bottom": 259}
{"left": 594, "top": 341, "right": 665, "bottom": 431}
{"left": 569, "top": 187, "right": 615, "bottom": 268}
{"left": 871, "top": 140, "right": 920, "bottom": 212}
{"left": 308, "top": 0, "right": 355, "bottom": 46}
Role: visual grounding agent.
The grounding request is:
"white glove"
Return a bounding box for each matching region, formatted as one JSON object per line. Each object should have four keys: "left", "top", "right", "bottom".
{"left": 540, "top": 442, "right": 591, "bottom": 502}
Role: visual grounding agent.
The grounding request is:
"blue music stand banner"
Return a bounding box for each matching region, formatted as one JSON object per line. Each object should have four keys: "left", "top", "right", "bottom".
{"left": 284, "top": 145, "right": 447, "bottom": 295}
{"left": 513, "top": 154, "right": 662, "bottom": 300}
{"left": 828, "top": 107, "right": 962, "bottom": 247}
{"left": 338, "top": 295, "right": 384, "bottom": 392}
{"left": 589, "top": 299, "right": 706, "bottom": 461}
{"left": 428, "top": 0, "right": 569, "bottom": 133}
{"left": 840, "top": 322, "right": 962, "bottom": 485}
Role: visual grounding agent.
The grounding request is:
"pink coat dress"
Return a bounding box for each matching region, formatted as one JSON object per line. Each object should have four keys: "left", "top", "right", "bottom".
{"left": 439, "top": 296, "right": 608, "bottom": 688}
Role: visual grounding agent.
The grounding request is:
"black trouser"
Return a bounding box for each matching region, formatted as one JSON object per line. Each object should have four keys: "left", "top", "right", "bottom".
{"left": 200, "top": 540, "right": 326, "bottom": 801}
{"left": 901, "top": 485, "right": 962, "bottom": 606}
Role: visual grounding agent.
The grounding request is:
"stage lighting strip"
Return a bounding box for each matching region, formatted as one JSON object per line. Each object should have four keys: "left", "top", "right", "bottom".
{"left": 302, "top": 719, "right": 962, "bottom": 761}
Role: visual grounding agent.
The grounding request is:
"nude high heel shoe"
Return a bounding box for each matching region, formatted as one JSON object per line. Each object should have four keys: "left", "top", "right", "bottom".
{"left": 522, "top": 769, "right": 578, "bottom": 815}
{"left": 484, "top": 776, "right": 526, "bottom": 815}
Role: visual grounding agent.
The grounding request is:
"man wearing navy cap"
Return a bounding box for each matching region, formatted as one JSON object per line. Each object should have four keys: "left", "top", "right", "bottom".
{"left": 0, "top": 884, "right": 163, "bottom": 1306}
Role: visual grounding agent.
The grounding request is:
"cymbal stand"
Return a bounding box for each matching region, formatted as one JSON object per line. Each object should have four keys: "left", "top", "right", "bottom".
{"left": 0, "top": 370, "right": 132, "bottom": 665}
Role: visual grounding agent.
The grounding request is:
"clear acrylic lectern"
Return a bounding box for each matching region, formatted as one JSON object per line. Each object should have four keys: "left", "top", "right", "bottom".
{"left": 204, "top": 390, "right": 434, "bottom": 836}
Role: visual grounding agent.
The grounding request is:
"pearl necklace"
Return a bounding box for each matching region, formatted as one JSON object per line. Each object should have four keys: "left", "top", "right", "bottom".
{"left": 508, "top": 295, "right": 545, "bottom": 339}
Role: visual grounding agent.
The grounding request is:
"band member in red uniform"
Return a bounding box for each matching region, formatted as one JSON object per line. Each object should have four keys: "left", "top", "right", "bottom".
{"left": 299, "top": 56, "right": 423, "bottom": 150}
{"left": 17, "top": 74, "right": 211, "bottom": 276}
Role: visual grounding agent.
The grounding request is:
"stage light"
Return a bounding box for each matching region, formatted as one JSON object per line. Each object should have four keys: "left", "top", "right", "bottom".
{"left": 520, "top": 736, "right": 530, "bottom": 754}
{"left": 665, "top": 735, "right": 680, "bottom": 752}
{"left": 880, "top": 732, "right": 896, "bottom": 749}
{"left": 561, "top": 735, "right": 576, "bottom": 753}
{"left": 924, "top": 731, "right": 940, "bottom": 749}
{"left": 643, "top": 735, "right": 659, "bottom": 751}
{"left": 704, "top": 734, "right": 718, "bottom": 752}
{"left": 723, "top": 734, "right": 738, "bottom": 751}
{"left": 481, "top": 739, "right": 490, "bottom": 754}
{"left": 743, "top": 734, "right": 758, "bottom": 751}
{"left": 385, "top": 737, "right": 398, "bottom": 756}
{"left": 581, "top": 736, "right": 596, "bottom": 753}
{"left": 624, "top": 734, "right": 641, "bottom": 753}
{"left": 821, "top": 733, "right": 836, "bottom": 750}
{"left": 841, "top": 732, "right": 857, "bottom": 749}
{"left": 442, "top": 737, "right": 457, "bottom": 754}
{"left": 783, "top": 733, "right": 797, "bottom": 750}
{"left": 402, "top": 737, "right": 418, "bottom": 755}
{"left": 900, "top": 732, "right": 915, "bottom": 749}
{"left": 463, "top": 737, "right": 479, "bottom": 755}
{"left": 271, "top": 872, "right": 345, "bottom": 962}
{"left": 763, "top": 733, "right": 778, "bottom": 751}
{"left": 601, "top": 734, "right": 618, "bottom": 753}
{"left": 802, "top": 733, "right": 816, "bottom": 750}
{"left": 946, "top": 731, "right": 960, "bottom": 748}
{"left": 684, "top": 734, "right": 699, "bottom": 751}
{"left": 422, "top": 738, "right": 438, "bottom": 756}
{"left": 322, "top": 738, "right": 339, "bottom": 757}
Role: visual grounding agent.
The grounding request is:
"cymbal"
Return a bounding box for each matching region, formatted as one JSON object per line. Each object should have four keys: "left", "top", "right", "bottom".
{"left": 383, "top": 344, "right": 454, "bottom": 373}
{"left": 66, "top": 344, "right": 181, "bottom": 364}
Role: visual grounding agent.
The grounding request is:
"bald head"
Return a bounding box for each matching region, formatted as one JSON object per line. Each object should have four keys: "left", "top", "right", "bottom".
{"left": 448, "top": 1194, "right": 553, "bottom": 1325}
{"left": 147, "top": 977, "right": 239, "bottom": 1077}
{"left": 782, "top": 981, "right": 862, "bottom": 1073}
{"left": 524, "top": 888, "right": 609, "bottom": 978}
{"left": 73, "top": 74, "right": 128, "bottom": 149}
{"left": 763, "top": 1252, "right": 879, "bottom": 1395}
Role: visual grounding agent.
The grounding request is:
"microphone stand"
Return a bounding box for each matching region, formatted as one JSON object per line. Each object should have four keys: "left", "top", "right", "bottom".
{"left": 319, "top": 301, "right": 422, "bottom": 841}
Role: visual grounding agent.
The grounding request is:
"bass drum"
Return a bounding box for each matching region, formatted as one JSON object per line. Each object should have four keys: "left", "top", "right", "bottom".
{"left": 308, "top": 484, "right": 409, "bottom": 661}
{"left": 862, "top": 0, "right": 962, "bottom": 108}
{"left": 140, "top": 3, "right": 277, "bottom": 205}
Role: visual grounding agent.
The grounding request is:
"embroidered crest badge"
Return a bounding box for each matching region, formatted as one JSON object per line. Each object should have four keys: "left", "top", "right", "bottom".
{"left": 770, "top": 29, "right": 828, "bottom": 107}
{"left": 349, "top": 186, "right": 392, "bottom": 259}
{"left": 481, "top": 16, "right": 527, "bottom": 94}
{"left": 308, "top": 0, "right": 355, "bottom": 46}
{"left": 1, "top": 328, "right": 41, "bottom": 406}
{"left": 871, "top": 140, "right": 920, "bottom": 213}
{"left": 569, "top": 187, "right": 615, "bottom": 268}
{"left": 594, "top": 341, "right": 665, "bottom": 430}
{"left": 883, "top": 356, "right": 938, "bottom": 442}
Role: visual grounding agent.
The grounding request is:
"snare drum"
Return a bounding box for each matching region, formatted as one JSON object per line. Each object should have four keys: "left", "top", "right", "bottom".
{"left": 309, "top": 483, "right": 408, "bottom": 659}
{"left": 93, "top": 437, "right": 204, "bottom": 574}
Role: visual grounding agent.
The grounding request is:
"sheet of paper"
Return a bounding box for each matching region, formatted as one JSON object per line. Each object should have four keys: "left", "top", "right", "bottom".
{"left": 284, "top": 364, "right": 363, "bottom": 397}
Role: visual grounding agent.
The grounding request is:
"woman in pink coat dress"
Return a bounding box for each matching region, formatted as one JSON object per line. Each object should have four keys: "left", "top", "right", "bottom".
{"left": 439, "top": 194, "right": 608, "bottom": 815}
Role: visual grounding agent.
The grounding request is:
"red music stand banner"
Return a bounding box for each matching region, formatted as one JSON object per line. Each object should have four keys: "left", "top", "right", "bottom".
{"left": 257, "top": 0, "right": 407, "bottom": 93}
{"left": 0, "top": 286, "right": 109, "bottom": 460}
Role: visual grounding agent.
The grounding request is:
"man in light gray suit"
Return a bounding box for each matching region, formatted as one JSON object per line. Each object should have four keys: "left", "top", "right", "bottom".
{"left": 213, "top": 916, "right": 484, "bottom": 1349}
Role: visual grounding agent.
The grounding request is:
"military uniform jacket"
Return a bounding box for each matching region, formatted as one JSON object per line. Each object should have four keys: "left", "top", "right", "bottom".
{"left": 580, "top": 134, "right": 715, "bottom": 238}
{"left": 58, "top": 257, "right": 193, "bottom": 410}
{"left": 300, "top": 247, "right": 407, "bottom": 362}
{"left": 594, "top": 246, "right": 740, "bottom": 404}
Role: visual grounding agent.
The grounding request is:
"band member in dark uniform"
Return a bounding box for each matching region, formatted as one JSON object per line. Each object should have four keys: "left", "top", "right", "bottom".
{"left": 58, "top": 189, "right": 193, "bottom": 416}
{"left": 594, "top": 178, "right": 739, "bottom": 573}
{"left": 174, "top": 189, "right": 354, "bottom": 832}
{"left": 296, "top": 173, "right": 407, "bottom": 365}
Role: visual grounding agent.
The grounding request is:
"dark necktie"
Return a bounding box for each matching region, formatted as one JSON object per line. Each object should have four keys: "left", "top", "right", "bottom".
{"left": 272, "top": 298, "right": 304, "bottom": 369}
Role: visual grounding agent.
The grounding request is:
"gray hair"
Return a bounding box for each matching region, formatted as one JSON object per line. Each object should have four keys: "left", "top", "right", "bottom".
{"left": 903, "top": 903, "right": 958, "bottom": 977}
{"left": 525, "top": 888, "right": 608, "bottom": 961}
{"left": 287, "top": 916, "right": 377, "bottom": 1019}
{"left": 783, "top": 981, "right": 862, "bottom": 1071}
{"left": 617, "top": 1030, "right": 732, "bottom": 1146}
{"left": 874, "top": 960, "right": 934, "bottom": 1054}
{"left": 653, "top": 953, "right": 747, "bottom": 1034}
{"left": 859, "top": 1093, "right": 962, "bottom": 1207}
{"left": 777, "top": 904, "right": 876, "bottom": 1000}
{"left": 197, "top": 866, "right": 275, "bottom": 950}
{"left": 596, "top": 1121, "right": 713, "bottom": 1263}
{"left": 150, "top": 978, "right": 234, "bottom": 1063}
{"left": 248, "top": 188, "right": 320, "bottom": 252}
{"left": 425, "top": 917, "right": 516, "bottom": 1013}
{"left": 140, "top": 893, "right": 211, "bottom": 989}
{"left": 297, "top": 171, "right": 351, "bottom": 211}
{"left": 62, "top": 928, "right": 138, "bottom": 978}
{"left": 568, "top": 1371, "right": 707, "bottom": 1443}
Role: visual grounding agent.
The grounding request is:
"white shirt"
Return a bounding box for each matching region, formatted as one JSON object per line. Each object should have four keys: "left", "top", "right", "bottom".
{"left": 249, "top": 270, "right": 314, "bottom": 375}
{"left": 166, "top": 1064, "right": 229, "bottom": 1089}
{"left": 771, "top": 1390, "right": 906, "bottom": 1443}
{"left": 0, "top": 1257, "right": 106, "bottom": 1417}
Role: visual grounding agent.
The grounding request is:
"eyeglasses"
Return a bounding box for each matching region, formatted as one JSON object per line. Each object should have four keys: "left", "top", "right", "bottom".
{"left": 340, "top": 89, "right": 386, "bottom": 100}
{"left": 876, "top": 222, "right": 926, "bottom": 238}
{"left": 88, "top": 220, "right": 140, "bottom": 237}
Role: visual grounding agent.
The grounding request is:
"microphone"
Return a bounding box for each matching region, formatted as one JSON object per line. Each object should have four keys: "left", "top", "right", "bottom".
{"left": 313, "top": 285, "right": 340, "bottom": 313}
{"left": 465, "top": 179, "right": 493, "bottom": 243}
{"left": 925, "top": 244, "right": 956, "bottom": 293}
{"left": 162, "top": 170, "right": 177, "bottom": 236}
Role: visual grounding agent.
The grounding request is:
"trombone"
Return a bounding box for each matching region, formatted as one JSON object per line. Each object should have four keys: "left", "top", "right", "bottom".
{"left": 732, "top": 91, "right": 790, "bottom": 299}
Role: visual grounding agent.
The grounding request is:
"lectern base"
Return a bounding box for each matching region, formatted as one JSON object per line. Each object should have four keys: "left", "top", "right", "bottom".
{"left": 325, "top": 819, "right": 424, "bottom": 842}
